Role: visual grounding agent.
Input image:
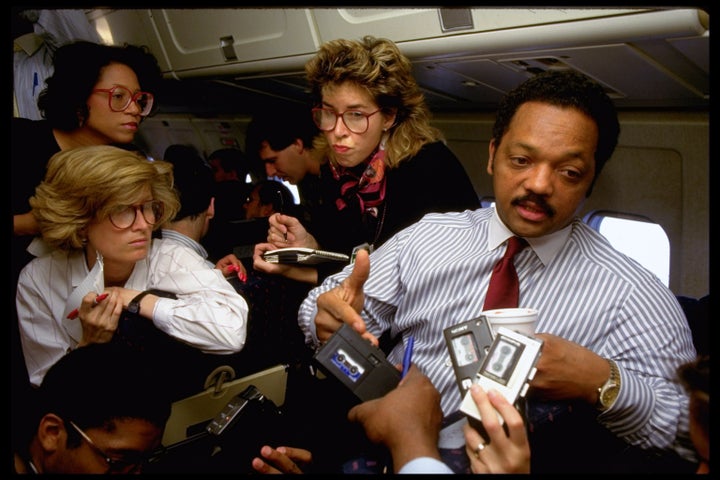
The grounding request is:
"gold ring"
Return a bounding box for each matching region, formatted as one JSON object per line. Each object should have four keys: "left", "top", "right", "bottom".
{"left": 475, "top": 442, "right": 486, "bottom": 455}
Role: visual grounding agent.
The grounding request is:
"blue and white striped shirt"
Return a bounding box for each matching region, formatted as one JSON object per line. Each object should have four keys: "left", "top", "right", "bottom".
{"left": 298, "top": 207, "right": 696, "bottom": 461}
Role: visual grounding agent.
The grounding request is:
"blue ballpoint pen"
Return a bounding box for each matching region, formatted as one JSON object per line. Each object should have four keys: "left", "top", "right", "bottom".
{"left": 401, "top": 335, "right": 414, "bottom": 379}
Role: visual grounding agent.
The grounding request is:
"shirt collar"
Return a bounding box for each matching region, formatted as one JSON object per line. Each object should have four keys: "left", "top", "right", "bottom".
{"left": 489, "top": 206, "right": 573, "bottom": 266}
{"left": 160, "top": 229, "right": 209, "bottom": 259}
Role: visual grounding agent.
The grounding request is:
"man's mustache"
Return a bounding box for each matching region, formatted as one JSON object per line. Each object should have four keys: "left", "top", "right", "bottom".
{"left": 511, "top": 193, "right": 555, "bottom": 217}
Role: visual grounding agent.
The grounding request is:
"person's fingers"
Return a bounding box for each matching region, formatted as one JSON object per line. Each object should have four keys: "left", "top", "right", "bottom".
{"left": 259, "top": 445, "right": 305, "bottom": 474}
{"left": 487, "top": 389, "right": 526, "bottom": 442}
{"left": 276, "top": 446, "right": 313, "bottom": 465}
{"left": 251, "top": 457, "right": 280, "bottom": 474}
{"left": 345, "top": 248, "right": 370, "bottom": 293}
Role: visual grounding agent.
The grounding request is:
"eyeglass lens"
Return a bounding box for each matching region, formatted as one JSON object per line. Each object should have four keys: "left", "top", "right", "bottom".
{"left": 70, "top": 421, "right": 146, "bottom": 473}
{"left": 109, "top": 201, "right": 163, "bottom": 229}
{"left": 312, "top": 108, "right": 377, "bottom": 134}
{"left": 107, "top": 86, "right": 154, "bottom": 116}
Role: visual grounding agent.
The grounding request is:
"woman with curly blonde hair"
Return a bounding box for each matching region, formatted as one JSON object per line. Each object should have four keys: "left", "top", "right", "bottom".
{"left": 255, "top": 36, "right": 480, "bottom": 285}
{"left": 17, "top": 145, "right": 249, "bottom": 389}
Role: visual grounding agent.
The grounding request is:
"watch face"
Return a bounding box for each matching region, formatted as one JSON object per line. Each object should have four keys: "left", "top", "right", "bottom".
{"left": 601, "top": 384, "right": 619, "bottom": 406}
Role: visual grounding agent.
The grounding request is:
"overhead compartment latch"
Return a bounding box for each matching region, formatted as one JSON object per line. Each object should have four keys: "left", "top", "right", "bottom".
{"left": 220, "top": 35, "right": 237, "bottom": 62}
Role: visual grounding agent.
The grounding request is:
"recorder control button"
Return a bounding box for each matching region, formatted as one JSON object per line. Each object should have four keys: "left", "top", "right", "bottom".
{"left": 528, "top": 367, "right": 537, "bottom": 381}
{"left": 520, "top": 382, "right": 530, "bottom": 398}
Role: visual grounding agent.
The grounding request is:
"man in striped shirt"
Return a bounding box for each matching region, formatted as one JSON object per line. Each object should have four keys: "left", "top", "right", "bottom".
{"left": 298, "top": 70, "right": 697, "bottom": 474}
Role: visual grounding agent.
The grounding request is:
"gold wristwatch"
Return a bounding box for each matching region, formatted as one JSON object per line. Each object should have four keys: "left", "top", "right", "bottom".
{"left": 596, "top": 359, "right": 621, "bottom": 412}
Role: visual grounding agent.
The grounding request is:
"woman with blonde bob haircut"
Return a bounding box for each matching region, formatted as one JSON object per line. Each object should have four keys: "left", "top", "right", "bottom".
{"left": 256, "top": 35, "right": 479, "bottom": 285}
{"left": 17, "top": 145, "right": 249, "bottom": 389}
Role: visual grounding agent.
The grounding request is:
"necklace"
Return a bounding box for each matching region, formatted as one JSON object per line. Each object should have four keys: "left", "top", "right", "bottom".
{"left": 370, "top": 200, "right": 387, "bottom": 247}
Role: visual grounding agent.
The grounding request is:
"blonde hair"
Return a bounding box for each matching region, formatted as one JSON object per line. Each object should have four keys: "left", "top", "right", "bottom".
{"left": 305, "top": 35, "right": 443, "bottom": 168}
{"left": 30, "top": 145, "right": 179, "bottom": 251}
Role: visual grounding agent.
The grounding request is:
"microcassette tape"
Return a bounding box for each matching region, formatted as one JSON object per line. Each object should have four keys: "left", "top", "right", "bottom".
{"left": 460, "top": 326, "right": 543, "bottom": 425}
{"left": 313, "top": 323, "right": 401, "bottom": 402}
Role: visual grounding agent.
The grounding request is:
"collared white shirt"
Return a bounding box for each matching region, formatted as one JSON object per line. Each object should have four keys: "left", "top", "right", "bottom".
{"left": 17, "top": 234, "right": 249, "bottom": 386}
{"left": 398, "top": 457, "right": 453, "bottom": 474}
{"left": 298, "top": 206, "right": 696, "bottom": 461}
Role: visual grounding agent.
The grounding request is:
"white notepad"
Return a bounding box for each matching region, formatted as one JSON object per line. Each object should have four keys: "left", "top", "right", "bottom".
{"left": 262, "top": 247, "right": 350, "bottom": 265}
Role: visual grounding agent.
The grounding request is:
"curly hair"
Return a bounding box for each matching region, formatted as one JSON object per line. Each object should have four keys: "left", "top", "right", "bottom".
{"left": 30, "top": 145, "right": 179, "bottom": 251}
{"left": 491, "top": 70, "right": 620, "bottom": 197}
{"left": 677, "top": 355, "right": 709, "bottom": 443}
{"left": 37, "top": 41, "right": 163, "bottom": 131}
{"left": 305, "top": 36, "right": 443, "bottom": 168}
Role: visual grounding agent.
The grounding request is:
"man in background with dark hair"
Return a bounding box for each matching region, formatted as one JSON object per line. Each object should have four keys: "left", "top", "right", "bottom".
{"left": 245, "top": 103, "right": 324, "bottom": 214}
{"left": 13, "top": 342, "right": 172, "bottom": 474}
{"left": 161, "top": 143, "right": 246, "bottom": 278}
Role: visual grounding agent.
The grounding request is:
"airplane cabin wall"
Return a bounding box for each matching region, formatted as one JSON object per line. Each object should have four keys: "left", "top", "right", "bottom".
{"left": 137, "top": 110, "right": 709, "bottom": 298}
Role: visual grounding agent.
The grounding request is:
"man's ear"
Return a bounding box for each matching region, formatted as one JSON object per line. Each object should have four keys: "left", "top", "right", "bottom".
{"left": 293, "top": 138, "right": 305, "bottom": 153}
{"left": 37, "top": 413, "right": 65, "bottom": 454}
{"left": 206, "top": 197, "right": 215, "bottom": 220}
{"left": 487, "top": 139, "right": 497, "bottom": 175}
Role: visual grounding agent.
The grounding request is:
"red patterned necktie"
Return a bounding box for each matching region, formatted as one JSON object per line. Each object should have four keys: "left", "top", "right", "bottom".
{"left": 483, "top": 236, "right": 528, "bottom": 310}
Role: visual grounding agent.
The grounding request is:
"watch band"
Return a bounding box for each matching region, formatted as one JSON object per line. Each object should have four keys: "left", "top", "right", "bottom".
{"left": 127, "top": 290, "right": 153, "bottom": 315}
{"left": 126, "top": 289, "right": 178, "bottom": 316}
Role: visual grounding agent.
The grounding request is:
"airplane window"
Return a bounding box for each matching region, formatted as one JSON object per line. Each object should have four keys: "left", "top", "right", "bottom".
{"left": 480, "top": 202, "right": 670, "bottom": 287}
{"left": 269, "top": 176, "right": 300, "bottom": 204}
{"left": 480, "top": 196, "right": 495, "bottom": 208}
{"left": 584, "top": 210, "right": 670, "bottom": 287}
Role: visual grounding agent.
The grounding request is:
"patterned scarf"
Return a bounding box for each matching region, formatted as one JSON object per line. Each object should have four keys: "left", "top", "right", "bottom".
{"left": 330, "top": 134, "right": 387, "bottom": 218}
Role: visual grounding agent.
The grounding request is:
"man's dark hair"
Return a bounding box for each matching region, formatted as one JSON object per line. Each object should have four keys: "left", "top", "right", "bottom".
{"left": 207, "top": 147, "right": 250, "bottom": 179}
{"left": 491, "top": 70, "right": 620, "bottom": 196}
{"left": 37, "top": 40, "right": 163, "bottom": 131}
{"left": 256, "top": 179, "right": 295, "bottom": 211}
{"left": 245, "top": 102, "right": 319, "bottom": 165}
{"left": 163, "top": 144, "right": 215, "bottom": 220}
{"left": 33, "top": 342, "right": 172, "bottom": 448}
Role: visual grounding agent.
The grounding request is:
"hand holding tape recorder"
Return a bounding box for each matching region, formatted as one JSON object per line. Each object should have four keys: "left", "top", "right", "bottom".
{"left": 459, "top": 326, "right": 543, "bottom": 426}
{"left": 313, "top": 323, "right": 401, "bottom": 402}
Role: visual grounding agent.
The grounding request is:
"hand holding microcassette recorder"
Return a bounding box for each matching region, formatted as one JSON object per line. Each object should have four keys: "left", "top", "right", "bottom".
{"left": 444, "top": 313, "right": 543, "bottom": 431}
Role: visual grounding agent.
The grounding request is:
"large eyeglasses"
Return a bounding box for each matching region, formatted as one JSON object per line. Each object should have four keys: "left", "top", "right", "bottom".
{"left": 108, "top": 200, "right": 164, "bottom": 229}
{"left": 69, "top": 420, "right": 152, "bottom": 473}
{"left": 312, "top": 107, "right": 381, "bottom": 134}
{"left": 93, "top": 85, "right": 155, "bottom": 116}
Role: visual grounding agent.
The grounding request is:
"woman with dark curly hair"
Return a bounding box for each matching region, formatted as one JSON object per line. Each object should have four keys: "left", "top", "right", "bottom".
{"left": 254, "top": 36, "right": 480, "bottom": 285}
{"left": 12, "top": 40, "right": 162, "bottom": 239}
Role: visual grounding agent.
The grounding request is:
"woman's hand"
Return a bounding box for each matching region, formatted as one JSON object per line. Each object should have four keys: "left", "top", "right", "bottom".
{"left": 267, "top": 213, "right": 318, "bottom": 249}
{"left": 215, "top": 253, "right": 247, "bottom": 282}
{"left": 252, "top": 242, "right": 319, "bottom": 284}
{"left": 74, "top": 288, "right": 124, "bottom": 346}
{"left": 463, "top": 386, "right": 531, "bottom": 474}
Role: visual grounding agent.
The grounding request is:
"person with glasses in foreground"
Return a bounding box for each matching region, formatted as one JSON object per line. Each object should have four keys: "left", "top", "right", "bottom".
{"left": 11, "top": 41, "right": 163, "bottom": 440}
{"left": 13, "top": 342, "right": 172, "bottom": 474}
{"left": 253, "top": 36, "right": 480, "bottom": 286}
{"left": 15, "top": 145, "right": 249, "bottom": 392}
{"left": 12, "top": 40, "right": 161, "bottom": 242}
